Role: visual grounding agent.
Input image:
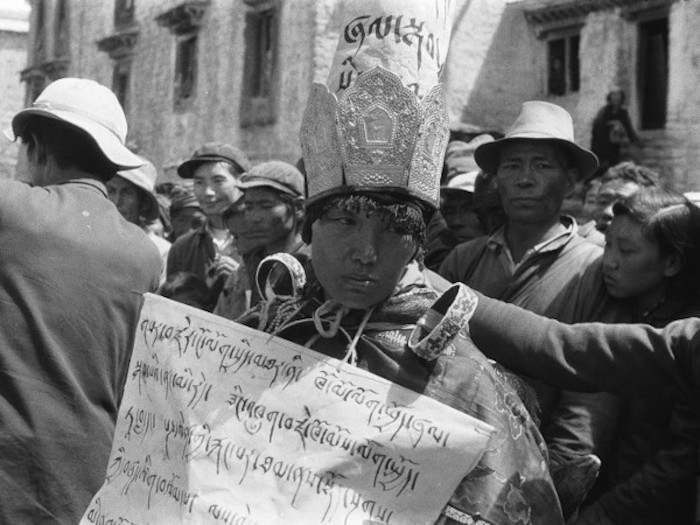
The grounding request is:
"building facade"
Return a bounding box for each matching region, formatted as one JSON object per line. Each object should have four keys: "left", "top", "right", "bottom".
{"left": 0, "top": 0, "right": 29, "bottom": 178}
{"left": 16, "top": 0, "right": 700, "bottom": 189}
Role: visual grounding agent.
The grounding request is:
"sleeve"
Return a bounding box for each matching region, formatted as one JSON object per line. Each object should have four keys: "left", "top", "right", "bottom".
{"left": 595, "top": 402, "right": 700, "bottom": 523}
{"left": 469, "top": 292, "right": 700, "bottom": 399}
{"left": 166, "top": 239, "right": 183, "bottom": 279}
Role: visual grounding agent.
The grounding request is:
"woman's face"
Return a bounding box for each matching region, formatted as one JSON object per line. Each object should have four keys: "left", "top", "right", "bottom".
{"left": 602, "top": 215, "right": 673, "bottom": 301}
{"left": 311, "top": 205, "right": 418, "bottom": 309}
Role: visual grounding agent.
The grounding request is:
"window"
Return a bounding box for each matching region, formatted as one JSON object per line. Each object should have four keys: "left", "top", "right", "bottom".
{"left": 174, "top": 34, "right": 198, "bottom": 107}
{"left": 54, "top": 0, "right": 69, "bottom": 59}
{"left": 638, "top": 17, "right": 668, "bottom": 129}
{"left": 112, "top": 61, "right": 131, "bottom": 110}
{"left": 155, "top": 2, "right": 209, "bottom": 112}
{"left": 547, "top": 32, "right": 579, "bottom": 96}
{"left": 34, "top": 1, "right": 46, "bottom": 64}
{"left": 115, "top": 0, "right": 136, "bottom": 29}
{"left": 241, "top": 5, "right": 279, "bottom": 126}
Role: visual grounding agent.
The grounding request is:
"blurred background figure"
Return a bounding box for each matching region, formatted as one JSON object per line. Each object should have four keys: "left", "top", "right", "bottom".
{"left": 439, "top": 135, "right": 493, "bottom": 245}
{"left": 473, "top": 169, "right": 506, "bottom": 234}
{"left": 109, "top": 158, "right": 171, "bottom": 282}
{"left": 158, "top": 271, "right": 212, "bottom": 311}
{"left": 595, "top": 161, "right": 660, "bottom": 233}
{"left": 168, "top": 184, "right": 206, "bottom": 242}
{"left": 591, "top": 89, "right": 640, "bottom": 174}
{"left": 214, "top": 160, "right": 308, "bottom": 320}
{"left": 440, "top": 170, "right": 483, "bottom": 244}
{"left": 167, "top": 142, "right": 251, "bottom": 304}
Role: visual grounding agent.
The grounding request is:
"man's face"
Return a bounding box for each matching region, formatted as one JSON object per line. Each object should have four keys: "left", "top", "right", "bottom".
{"left": 595, "top": 180, "right": 641, "bottom": 232}
{"left": 170, "top": 207, "right": 207, "bottom": 240}
{"left": 496, "top": 140, "right": 575, "bottom": 226}
{"left": 243, "top": 187, "right": 296, "bottom": 252}
{"left": 192, "top": 162, "right": 242, "bottom": 219}
{"left": 311, "top": 205, "right": 418, "bottom": 309}
{"left": 106, "top": 175, "right": 144, "bottom": 225}
{"left": 440, "top": 192, "right": 483, "bottom": 243}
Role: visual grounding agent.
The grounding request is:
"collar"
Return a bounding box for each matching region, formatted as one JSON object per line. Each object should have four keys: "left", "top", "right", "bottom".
{"left": 487, "top": 215, "right": 578, "bottom": 254}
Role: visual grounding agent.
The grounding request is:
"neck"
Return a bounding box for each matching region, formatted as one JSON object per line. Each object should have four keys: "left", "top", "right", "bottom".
{"left": 505, "top": 219, "right": 565, "bottom": 263}
{"left": 208, "top": 214, "right": 225, "bottom": 229}
{"left": 634, "top": 283, "right": 669, "bottom": 318}
{"left": 266, "top": 232, "right": 302, "bottom": 256}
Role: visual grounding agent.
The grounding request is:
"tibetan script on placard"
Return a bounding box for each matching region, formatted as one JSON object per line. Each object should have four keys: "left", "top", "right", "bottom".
{"left": 81, "top": 294, "right": 494, "bottom": 525}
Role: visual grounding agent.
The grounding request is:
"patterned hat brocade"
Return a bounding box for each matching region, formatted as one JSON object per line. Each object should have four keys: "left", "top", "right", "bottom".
{"left": 300, "top": 0, "right": 453, "bottom": 210}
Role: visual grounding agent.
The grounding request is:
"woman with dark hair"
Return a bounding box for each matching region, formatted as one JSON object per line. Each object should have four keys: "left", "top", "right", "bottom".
{"left": 591, "top": 89, "right": 640, "bottom": 173}
{"left": 574, "top": 187, "right": 700, "bottom": 524}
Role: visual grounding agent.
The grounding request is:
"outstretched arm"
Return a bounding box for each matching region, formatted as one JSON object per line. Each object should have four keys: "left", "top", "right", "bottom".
{"left": 469, "top": 292, "right": 700, "bottom": 400}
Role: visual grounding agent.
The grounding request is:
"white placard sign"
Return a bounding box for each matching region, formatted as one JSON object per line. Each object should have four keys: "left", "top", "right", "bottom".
{"left": 82, "top": 294, "right": 495, "bottom": 525}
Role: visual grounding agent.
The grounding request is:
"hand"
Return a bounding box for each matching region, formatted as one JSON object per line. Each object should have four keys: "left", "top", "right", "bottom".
{"left": 206, "top": 255, "right": 239, "bottom": 287}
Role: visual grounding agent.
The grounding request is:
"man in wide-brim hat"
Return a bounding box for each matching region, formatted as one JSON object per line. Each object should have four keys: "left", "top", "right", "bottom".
{"left": 440, "top": 100, "right": 618, "bottom": 518}
{"left": 235, "top": 1, "right": 563, "bottom": 522}
{"left": 0, "top": 77, "right": 161, "bottom": 523}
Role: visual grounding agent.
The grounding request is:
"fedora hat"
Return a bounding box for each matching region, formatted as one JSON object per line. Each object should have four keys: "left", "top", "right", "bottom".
{"left": 10, "top": 78, "right": 142, "bottom": 169}
{"left": 116, "top": 158, "right": 160, "bottom": 222}
{"left": 474, "top": 101, "right": 598, "bottom": 180}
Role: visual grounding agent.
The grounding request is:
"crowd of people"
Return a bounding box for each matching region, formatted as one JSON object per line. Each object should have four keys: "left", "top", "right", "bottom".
{"left": 3, "top": 11, "right": 700, "bottom": 525}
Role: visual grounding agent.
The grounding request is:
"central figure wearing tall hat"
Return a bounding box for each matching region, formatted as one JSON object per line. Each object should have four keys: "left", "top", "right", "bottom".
{"left": 238, "top": 1, "right": 563, "bottom": 522}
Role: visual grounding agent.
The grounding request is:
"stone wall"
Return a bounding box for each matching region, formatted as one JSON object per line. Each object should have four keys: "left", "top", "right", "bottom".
{"left": 0, "top": 29, "right": 27, "bottom": 178}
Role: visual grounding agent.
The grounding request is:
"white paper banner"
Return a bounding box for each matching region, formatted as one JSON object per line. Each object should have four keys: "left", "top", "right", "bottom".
{"left": 326, "top": 0, "right": 455, "bottom": 99}
{"left": 81, "top": 294, "right": 494, "bottom": 525}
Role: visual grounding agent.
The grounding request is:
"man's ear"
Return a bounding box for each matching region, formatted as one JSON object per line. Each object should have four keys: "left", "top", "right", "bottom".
{"left": 565, "top": 169, "right": 579, "bottom": 191}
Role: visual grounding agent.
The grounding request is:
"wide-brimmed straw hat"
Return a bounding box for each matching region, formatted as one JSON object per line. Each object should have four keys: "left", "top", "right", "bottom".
{"left": 116, "top": 158, "right": 160, "bottom": 222}
{"left": 10, "top": 77, "right": 142, "bottom": 169}
{"left": 474, "top": 101, "right": 598, "bottom": 180}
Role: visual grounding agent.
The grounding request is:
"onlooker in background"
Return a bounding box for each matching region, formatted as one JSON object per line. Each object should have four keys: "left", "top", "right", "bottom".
{"left": 215, "top": 161, "right": 308, "bottom": 320}
{"left": 167, "top": 143, "right": 251, "bottom": 302}
{"left": 159, "top": 271, "right": 212, "bottom": 311}
{"left": 439, "top": 101, "right": 614, "bottom": 518}
{"left": 439, "top": 136, "right": 494, "bottom": 245}
{"left": 576, "top": 178, "right": 605, "bottom": 246}
{"left": 575, "top": 187, "right": 700, "bottom": 525}
{"left": 591, "top": 89, "right": 640, "bottom": 173}
{"left": 439, "top": 170, "right": 484, "bottom": 244}
{"left": 0, "top": 77, "right": 161, "bottom": 523}
{"left": 109, "top": 158, "right": 171, "bottom": 282}
{"left": 473, "top": 168, "right": 506, "bottom": 233}
{"left": 595, "top": 161, "right": 660, "bottom": 233}
{"left": 168, "top": 184, "right": 206, "bottom": 242}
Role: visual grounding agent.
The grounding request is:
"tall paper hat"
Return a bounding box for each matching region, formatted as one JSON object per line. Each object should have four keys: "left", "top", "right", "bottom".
{"left": 300, "top": 0, "right": 454, "bottom": 210}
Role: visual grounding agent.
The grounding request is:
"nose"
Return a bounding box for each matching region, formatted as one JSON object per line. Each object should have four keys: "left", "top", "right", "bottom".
{"left": 602, "top": 249, "right": 618, "bottom": 271}
{"left": 350, "top": 225, "right": 379, "bottom": 265}
{"left": 515, "top": 165, "right": 535, "bottom": 187}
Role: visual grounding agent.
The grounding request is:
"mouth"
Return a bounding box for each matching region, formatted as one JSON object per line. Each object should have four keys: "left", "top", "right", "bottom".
{"left": 341, "top": 273, "right": 378, "bottom": 287}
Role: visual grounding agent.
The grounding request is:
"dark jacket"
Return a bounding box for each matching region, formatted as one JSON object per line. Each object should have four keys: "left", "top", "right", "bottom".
{"left": 0, "top": 176, "right": 161, "bottom": 523}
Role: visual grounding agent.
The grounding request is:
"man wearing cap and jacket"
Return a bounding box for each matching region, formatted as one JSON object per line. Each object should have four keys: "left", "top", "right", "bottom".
{"left": 1, "top": 78, "right": 161, "bottom": 523}
{"left": 167, "top": 143, "right": 251, "bottom": 302}
{"left": 439, "top": 101, "right": 618, "bottom": 518}
{"left": 109, "top": 157, "right": 172, "bottom": 283}
{"left": 214, "top": 160, "right": 309, "bottom": 320}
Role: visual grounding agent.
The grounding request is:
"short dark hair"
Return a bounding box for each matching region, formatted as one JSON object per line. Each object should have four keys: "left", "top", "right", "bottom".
{"left": 600, "top": 161, "right": 660, "bottom": 188}
{"left": 613, "top": 187, "right": 700, "bottom": 296}
{"left": 18, "top": 116, "right": 120, "bottom": 181}
{"left": 158, "top": 272, "right": 212, "bottom": 310}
